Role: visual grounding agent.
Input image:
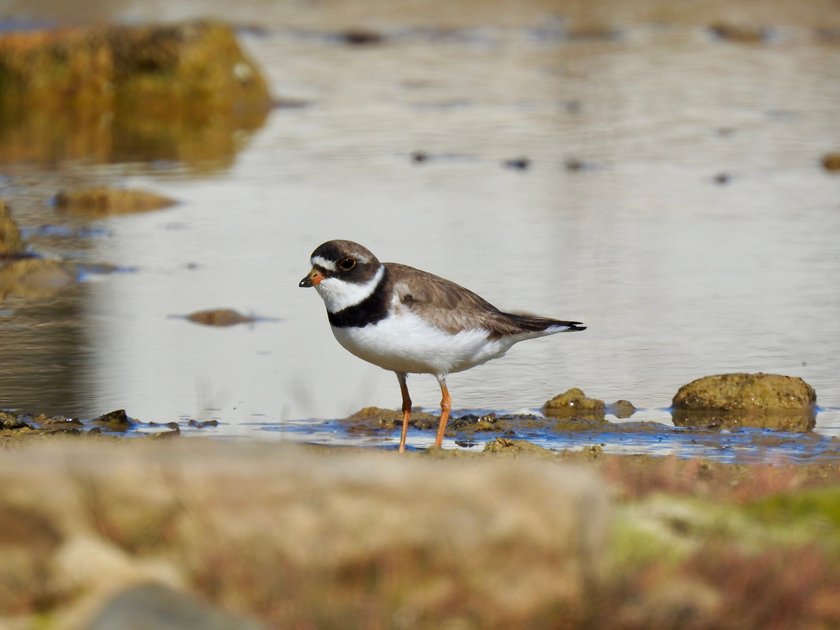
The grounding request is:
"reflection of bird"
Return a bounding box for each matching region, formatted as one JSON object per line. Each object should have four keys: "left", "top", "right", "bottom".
{"left": 299, "top": 240, "right": 586, "bottom": 452}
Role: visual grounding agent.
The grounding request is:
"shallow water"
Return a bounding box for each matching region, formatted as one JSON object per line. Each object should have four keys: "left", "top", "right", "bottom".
{"left": 1, "top": 0, "right": 839, "bottom": 459}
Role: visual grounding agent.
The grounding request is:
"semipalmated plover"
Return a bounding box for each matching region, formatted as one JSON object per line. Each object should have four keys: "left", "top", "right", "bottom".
{"left": 299, "top": 240, "right": 585, "bottom": 452}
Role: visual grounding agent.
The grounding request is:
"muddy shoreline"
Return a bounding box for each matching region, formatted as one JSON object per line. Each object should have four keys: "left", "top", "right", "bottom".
{"left": 2, "top": 394, "right": 837, "bottom": 466}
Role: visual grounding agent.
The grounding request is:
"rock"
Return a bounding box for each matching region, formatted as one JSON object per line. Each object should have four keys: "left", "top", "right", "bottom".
{"left": 0, "top": 259, "right": 76, "bottom": 301}
{"left": 0, "top": 410, "right": 32, "bottom": 430}
{"left": 673, "top": 373, "right": 816, "bottom": 411}
{"left": 564, "top": 157, "right": 593, "bottom": 171}
{"left": 54, "top": 187, "right": 177, "bottom": 217}
{"left": 93, "top": 409, "right": 132, "bottom": 431}
{"left": 503, "top": 157, "right": 531, "bottom": 171}
{"left": 821, "top": 153, "right": 840, "bottom": 172}
{"left": 708, "top": 23, "right": 770, "bottom": 43}
{"left": 334, "top": 29, "right": 385, "bottom": 46}
{"left": 0, "top": 21, "right": 271, "bottom": 166}
{"left": 544, "top": 388, "right": 607, "bottom": 419}
{"left": 188, "top": 419, "right": 219, "bottom": 429}
{"left": 0, "top": 199, "right": 24, "bottom": 256}
{"left": 448, "top": 413, "right": 500, "bottom": 432}
{"left": 610, "top": 400, "right": 637, "bottom": 419}
{"left": 344, "top": 406, "right": 439, "bottom": 430}
{"left": 145, "top": 428, "right": 181, "bottom": 440}
{"left": 88, "top": 583, "right": 264, "bottom": 630}
{"left": 186, "top": 308, "right": 256, "bottom": 327}
{"left": 672, "top": 373, "right": 817, "bottom": 431}
{"left": 33, "top": 415, "right": 85, "bottom": 433}
{"left": 483, "top": 437, "right": 553, "bottom": 456}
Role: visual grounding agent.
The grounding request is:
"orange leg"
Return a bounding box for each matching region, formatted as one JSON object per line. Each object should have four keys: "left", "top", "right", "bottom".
{"left": 396, "top": 372, "right": 411, "bottom": 453}
{"left": 434, "top": 375, "right": 451, "bottom": 448}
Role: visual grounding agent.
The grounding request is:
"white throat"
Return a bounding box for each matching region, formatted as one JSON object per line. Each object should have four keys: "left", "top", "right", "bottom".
{"left": 315, "top": 264, "right": 385, "bottom": 313}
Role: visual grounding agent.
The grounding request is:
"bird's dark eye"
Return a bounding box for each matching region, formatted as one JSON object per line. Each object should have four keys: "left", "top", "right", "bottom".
{"left": 338, "top": 257, "right": 356, "bottom": 271}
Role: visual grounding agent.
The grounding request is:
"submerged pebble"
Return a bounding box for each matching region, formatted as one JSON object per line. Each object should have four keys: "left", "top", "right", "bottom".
{"left": 708, "top": 23, "right": 771, "bottom": 43}
{"left": 186, "top": 308, "right": 257, "bottom": 327}
{"left": 54, "top": 187, "right": 177, "bottom": 217}
{"left": 503, "top": 157, "right": 531, "bottom": 171}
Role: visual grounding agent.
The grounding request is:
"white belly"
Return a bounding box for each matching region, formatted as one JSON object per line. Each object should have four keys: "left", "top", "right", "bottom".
{"left": 330, "top": 311, "right": 512, "bottom": 375}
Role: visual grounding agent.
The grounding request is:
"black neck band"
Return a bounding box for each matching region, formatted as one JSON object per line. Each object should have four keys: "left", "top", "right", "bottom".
{"left": 327, "top": 268, "right": 389, "bottom": 328}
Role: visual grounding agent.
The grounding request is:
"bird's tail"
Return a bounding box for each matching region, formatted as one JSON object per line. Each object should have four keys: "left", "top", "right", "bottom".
{"left": 505, "top": 313, "right": 586, "bottom": 334}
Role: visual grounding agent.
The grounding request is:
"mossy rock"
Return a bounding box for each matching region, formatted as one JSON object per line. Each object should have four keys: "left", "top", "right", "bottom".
{"left": 673, "top": 373, "right": 816, "bottom": 411}
{"left": 0, "top": 20, "right": 270, "bottom": 115}
{"left": 672, "top": 373, "right": 817, "bottom": 431}
{"left": 544, "top": 387, "right": 607, "bottom": 420}
{"left": 0, "top": 21, "right": 271, "bottom": 167}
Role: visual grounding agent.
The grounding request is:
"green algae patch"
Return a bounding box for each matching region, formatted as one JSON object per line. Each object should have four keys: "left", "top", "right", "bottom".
{"left": 0, "top": 21, "right": 271, "bottom": 168}
{"left": 672, "top": 373, "right": 817, "bottom": 431}
{"left": 746, "top": 487, "right": 840, "bottom": 545}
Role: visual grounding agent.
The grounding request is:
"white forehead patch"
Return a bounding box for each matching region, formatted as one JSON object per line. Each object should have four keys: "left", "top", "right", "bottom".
{"left": 311, "top": 255, "right": 336, "bottom": 271}
{"left": 316, "top": 264, "right": 385, "bottom": 313}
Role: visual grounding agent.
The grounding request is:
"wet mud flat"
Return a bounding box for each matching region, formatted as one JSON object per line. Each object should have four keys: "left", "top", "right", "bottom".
{"left": 1, "top": 439, "right": 839, "bottom": 629}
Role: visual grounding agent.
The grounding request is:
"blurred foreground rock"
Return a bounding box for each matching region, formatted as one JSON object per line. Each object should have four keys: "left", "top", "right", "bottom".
{"left": 672, "top": 372, "right": 817, "bottom": 431}
{"left": 0, "top": 20, "right": 271, "bottom": 168}
{"left": 88, "top": 583, "right": 263, "bottom": 630}
{"left": 0, "top": 440, "right": 608, "bottom": 628}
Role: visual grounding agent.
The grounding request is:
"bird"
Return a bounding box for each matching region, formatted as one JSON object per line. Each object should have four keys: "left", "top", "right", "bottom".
{"left": 299, "top": 240, "right": 586, "bottom": 452}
